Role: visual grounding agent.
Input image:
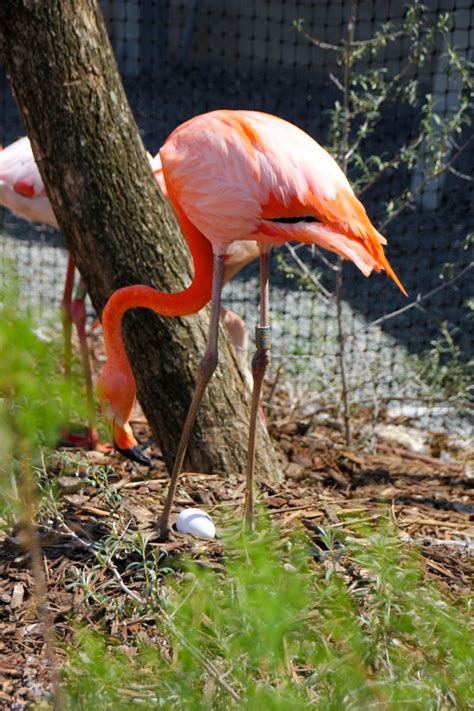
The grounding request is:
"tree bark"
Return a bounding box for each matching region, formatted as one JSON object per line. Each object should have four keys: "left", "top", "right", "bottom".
{"left": 0, "top": 0, "right": 280, "bottom": 482}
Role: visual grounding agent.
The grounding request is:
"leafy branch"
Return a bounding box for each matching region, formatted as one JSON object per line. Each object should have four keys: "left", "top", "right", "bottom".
{"left": 381, "top": 133, "right": 474, "bottom": 230}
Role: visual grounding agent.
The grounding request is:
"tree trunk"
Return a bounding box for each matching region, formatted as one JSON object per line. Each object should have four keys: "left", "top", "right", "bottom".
{"left": 0, "top": 0, "right": 280, "bottom": 482}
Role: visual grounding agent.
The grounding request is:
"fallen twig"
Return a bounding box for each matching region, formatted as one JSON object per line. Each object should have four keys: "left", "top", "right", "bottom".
{"left": 376, "top": 443, "right": 465, "bottom": 472}
{"left": 423, "top": 537, "right": 474, "bottom": 553}
{"left": 58, "top": 521, "right": 144, "bottom": 604}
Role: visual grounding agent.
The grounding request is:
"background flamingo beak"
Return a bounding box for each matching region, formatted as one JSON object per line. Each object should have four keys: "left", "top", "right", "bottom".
{"left": 112, "top": 419, "right": 152, "bottom": 466}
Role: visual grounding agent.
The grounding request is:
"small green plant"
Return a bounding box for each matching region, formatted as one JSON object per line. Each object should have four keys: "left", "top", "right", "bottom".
{"left": 0, "top": 279, "right": 83, "bottom": 518}
{"left": 413, "top": 321, "right": 473, "bottom": 403}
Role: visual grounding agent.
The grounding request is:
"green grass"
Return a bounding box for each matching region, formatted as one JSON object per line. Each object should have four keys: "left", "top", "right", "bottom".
{"left": 62, "top": 524, "right": 474, "bottom": 710}
{"left": 0, "top": 277, "right": 86, "bottom": 519}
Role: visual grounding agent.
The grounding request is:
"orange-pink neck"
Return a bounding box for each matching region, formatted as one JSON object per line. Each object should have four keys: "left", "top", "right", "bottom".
{"left": 101, "top": 211, "right": 214, "bottom": 377}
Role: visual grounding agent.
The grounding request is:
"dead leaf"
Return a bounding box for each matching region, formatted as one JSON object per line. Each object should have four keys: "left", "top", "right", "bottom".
{"left": 10, "top": 583, "right": 24, "bottom": 610}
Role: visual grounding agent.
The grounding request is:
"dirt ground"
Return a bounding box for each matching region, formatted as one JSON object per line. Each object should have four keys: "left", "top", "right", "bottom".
{"left": 0, "top": 343, "right": 472, "bottom": 708}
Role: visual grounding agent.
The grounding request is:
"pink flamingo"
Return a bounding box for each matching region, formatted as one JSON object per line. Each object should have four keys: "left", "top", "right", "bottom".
{"left": 0, "top": 136, "right": 98, "bottom": 449}
{"left": 0, "top": 136, "right": 258, "bottom": 451}
{"left": 98, "top": 109, "right": 406, "bottom": 539}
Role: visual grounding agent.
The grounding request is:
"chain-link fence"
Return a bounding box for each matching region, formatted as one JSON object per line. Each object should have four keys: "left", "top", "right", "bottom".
{"left": 1, "top": 0, "right": 472, "bottom": 436}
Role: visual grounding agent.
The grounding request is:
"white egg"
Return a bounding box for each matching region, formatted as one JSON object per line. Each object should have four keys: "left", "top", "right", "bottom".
{"left": 175, "top": 508, "right": 216, "bottom": 540}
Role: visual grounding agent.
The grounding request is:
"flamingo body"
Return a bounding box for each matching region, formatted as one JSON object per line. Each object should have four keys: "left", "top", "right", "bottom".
{"left": 0, "top": 137, "right": 102, "bottom": 448}
{"left": 0, "top": 137, "right": 158, "bottom": 228}
{"left": 159, "top": 110, "right": 405, "bottom": 292}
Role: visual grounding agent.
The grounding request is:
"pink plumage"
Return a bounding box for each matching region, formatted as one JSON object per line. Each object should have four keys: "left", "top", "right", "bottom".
{"left": 0, "top": 137, "right": 57, "bottom": 227}
{"left": 160, "top": 109, "right": 405, "bottom": 292}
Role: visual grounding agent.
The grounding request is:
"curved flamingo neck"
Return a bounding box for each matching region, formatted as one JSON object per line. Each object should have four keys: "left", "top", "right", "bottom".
{"left": 101, "top": 210, "right": 214, "bottom": 374}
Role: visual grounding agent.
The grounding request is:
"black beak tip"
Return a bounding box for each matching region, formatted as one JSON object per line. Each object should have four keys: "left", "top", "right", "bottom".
{"left": 114, "top": 441, "right": 152, "bottom": 467}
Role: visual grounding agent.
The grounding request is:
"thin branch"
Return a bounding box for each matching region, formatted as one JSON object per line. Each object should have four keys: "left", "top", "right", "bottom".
{"left": 335, "top": 263, "right": 352, "bottom": 445}
{"left": 349, "top": 262, "right": 473, "bottom": 336}
{"left": 344, "top": 61, "right": 413, "bottom": 163}
{"left": 357, "top": 134, "right": 424, "bottom": 197}
{"left": 285, "top": 243, "right": 331, "bottom": 301}
{"left": 380, "top": 134, "right": 474, "bottom": 230}
{"left": 301, "top": 29, "right": 403, "bottom": 52}
{"left": 335, "top": 0, "right": 357, "bottom": 447}
{"left": 447, "top": 165, "right": 473, "bottom": 182}
{"left": 329, "top": 72, "right": 344, "bottom": 93}
{"left": 309, "top": 245, "right": 339, "bottom": 272}
{"left": 341, "top": 14, "right": 354, "bottom": 172}
{"left": 350, "top": 30, "right": 404, "bottom": 46}
{"left": 301, "top": 32, "right": 340, "bottom": 52}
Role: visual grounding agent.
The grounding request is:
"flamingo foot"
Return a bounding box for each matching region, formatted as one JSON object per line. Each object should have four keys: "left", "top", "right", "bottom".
{"left": 59, "top": 425, "right": 100, "bottom": 450}
{"left": 157, "top": 519, "right": 172, "bottom": 541}
{"left": 113, "top": 440, "right": 152, "bottom": 467}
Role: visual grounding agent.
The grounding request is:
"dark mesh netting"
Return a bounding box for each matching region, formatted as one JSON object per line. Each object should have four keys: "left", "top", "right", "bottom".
{"left": 1, "top": 0, "right": 472, "bottom": 436}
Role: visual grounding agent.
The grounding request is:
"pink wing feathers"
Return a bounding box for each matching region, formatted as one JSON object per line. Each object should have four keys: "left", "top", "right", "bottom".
{"left": 160, "top": 110, "right": 406, "bottom": 294}
{"left": 0, "top": 137, "right": 57, "bottom": 227}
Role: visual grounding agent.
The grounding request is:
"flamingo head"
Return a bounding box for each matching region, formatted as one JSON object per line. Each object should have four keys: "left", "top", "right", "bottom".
{"left": 97, "top": 360, "right": 151, "bottom": 467}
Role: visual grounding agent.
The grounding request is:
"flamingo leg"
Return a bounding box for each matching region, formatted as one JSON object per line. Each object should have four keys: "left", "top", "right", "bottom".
{"left": 244, "top": 244, "right": 271, "bottom": 530}
{"left": 220, "top": 306, "right": 251, "bottom": 387}
{"left": 70, "top": 278, "right": 99, "bottom": 449}
{"left": 60, "top": 253, "right": 75, "bottom": 382}
{"left": 60, "top": 253, "right": 76, "bottom": 435}
{"left": 159, "top": 253, "right": 226, "bottom": 539}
